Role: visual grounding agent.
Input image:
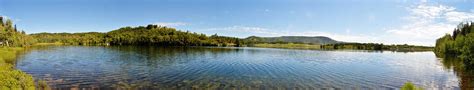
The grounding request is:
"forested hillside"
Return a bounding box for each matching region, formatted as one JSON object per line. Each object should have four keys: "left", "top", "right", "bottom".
{"left": 435, "top": 22, "right": 474, "bottom": 64}
{"left": 32, "top": 25, "right": 243, "bottom": 46}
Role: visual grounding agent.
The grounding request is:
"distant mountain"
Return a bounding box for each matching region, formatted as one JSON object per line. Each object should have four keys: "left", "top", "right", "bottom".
{"left": 245, "top": 36, "right": 341, "bottom": 44}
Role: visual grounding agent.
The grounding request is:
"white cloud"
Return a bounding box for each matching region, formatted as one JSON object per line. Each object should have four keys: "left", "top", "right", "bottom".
{"left": 153, "top": 22, "right": 187, "bottom": 27}
{"left": 384, "top": 3, "right": 474, "bottom": 46}
{"left": 445, "top": 11, "right": 474, "bottom": 23}
{"left": 406, "top": 4, "right": 454, "bottom": 21}
{"left": 201, "top": 3, "right": 474, "bottom": 46}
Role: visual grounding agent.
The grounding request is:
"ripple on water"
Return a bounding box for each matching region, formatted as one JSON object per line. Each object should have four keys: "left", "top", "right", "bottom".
{"left": 15, "top": 46, "right": 460, "bottom": 89}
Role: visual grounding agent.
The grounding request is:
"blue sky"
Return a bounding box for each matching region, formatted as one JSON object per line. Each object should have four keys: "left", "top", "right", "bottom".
{"left": 1, "top": 0, "right": 473, "bottom": 46}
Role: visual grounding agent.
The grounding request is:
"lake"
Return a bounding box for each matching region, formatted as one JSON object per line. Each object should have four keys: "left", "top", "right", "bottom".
{"left": 14, "top": 46, "right": 463, "bottom": 89}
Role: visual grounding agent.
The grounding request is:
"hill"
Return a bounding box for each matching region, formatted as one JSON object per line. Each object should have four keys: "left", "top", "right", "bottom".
{"left": 31, "top": 24, "right": 241, "bottom": 46}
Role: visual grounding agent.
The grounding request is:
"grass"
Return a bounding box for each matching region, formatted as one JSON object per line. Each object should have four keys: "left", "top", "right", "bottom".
{"left": 401, "top": 82, "right": 423, "bottom": 90}
{"left": 0, "top": 47, "right": 24, "bottom": 63}
{"left": 252, "top": 43, "right": 321, "bottom": 50}
{"left": 0, "top": 47, "right": 35, "bottom": 90}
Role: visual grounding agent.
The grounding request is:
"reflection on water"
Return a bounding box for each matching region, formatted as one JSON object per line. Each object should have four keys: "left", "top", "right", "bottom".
{"left": 15, "top": 46, "right": 460, "bottom": 89}
{"left": 439, "top": 56, "right": 474, "bottom": 89}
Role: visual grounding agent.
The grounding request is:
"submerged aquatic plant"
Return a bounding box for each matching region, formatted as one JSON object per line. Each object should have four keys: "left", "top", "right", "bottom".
{"left": 401, "top": 82, "right": 423, "bottom": 90}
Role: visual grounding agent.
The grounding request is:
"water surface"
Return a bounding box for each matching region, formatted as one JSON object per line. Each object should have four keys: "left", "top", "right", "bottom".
{"left": 15, "top": 46, "right": 460, "bottom": 89}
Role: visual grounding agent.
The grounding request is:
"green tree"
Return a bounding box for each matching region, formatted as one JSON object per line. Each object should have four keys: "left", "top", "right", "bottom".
{"left": 435, "top": 22, "right": 474, "bottom": 67}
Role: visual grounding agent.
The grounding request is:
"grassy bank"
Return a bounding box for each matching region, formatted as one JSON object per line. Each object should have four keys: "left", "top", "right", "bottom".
{"left": 0, "top": 47, "right": 35, "bottom": 90}
{"left": 252, "top": 43, "right": 321, "bottom": 50}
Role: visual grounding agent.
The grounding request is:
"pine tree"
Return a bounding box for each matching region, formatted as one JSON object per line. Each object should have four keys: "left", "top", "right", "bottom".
{"left": 14, "top": 25, "right": 18, "bottom": 32}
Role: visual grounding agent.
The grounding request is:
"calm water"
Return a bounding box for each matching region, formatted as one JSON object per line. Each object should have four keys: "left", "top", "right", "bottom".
{"left": 15, "top": 46, "right": 462, "bottom": 89}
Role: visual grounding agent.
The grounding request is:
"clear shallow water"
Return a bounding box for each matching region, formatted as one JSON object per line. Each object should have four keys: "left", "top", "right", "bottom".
{"left": 15, "top": 46, "right": 460, "bottom": 89}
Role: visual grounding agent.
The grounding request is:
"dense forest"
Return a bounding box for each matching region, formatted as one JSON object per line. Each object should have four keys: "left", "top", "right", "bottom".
{"left": 32, "top": 25, "right": 243, "bottom": 46}
{"left": 435, "top": 22, "right": 474, "bottom": 65}
{"left": 321, "top": 43, "right": 433, "bottom": 51}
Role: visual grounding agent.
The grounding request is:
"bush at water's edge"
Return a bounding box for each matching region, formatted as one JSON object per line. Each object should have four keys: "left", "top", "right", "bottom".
{"left": 0, "top": 47, "right": 35, "bottom": 89}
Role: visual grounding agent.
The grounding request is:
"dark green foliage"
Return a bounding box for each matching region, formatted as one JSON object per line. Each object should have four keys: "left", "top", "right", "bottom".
{"left": 321, "top": 43, "right": 432, "bottom": 51}
{"left": 32, "top": 24, "right": 243, "bottom": 46}
{"left": 209, "top": 34, "right": 242, "bottom": 46}
{"left": 435, "top": 22, "right": 474, "bottom": 63}
{"left": 321, "top": 43, "right": 384, "bottom": 50}
{"left": 244, "top": 36, "right": 340, "bottom": 45}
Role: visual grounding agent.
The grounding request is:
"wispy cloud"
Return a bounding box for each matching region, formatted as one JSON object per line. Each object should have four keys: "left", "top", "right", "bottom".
{"left": 420, "top": 0, "right": 428, "bottom": 3}
{"left": 200, "top": 2, "right": 474, "bottom": 46}
{"left": 384, "top": 3, "right": 474, "bottom": 45}
{"left": 153, "top": 22, "right": 188, "bottom": 27}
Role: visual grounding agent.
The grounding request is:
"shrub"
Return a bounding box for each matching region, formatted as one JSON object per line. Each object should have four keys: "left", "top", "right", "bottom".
{"left": 401, "top": 82, "right": 423, "bottom": 90}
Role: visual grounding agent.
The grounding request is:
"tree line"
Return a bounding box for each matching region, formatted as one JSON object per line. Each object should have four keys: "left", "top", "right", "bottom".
{"left": 32, "top": 24, "right": 244, "bottom": 46}
{"left": 435, "top": 22, "right": 474, "bottom": 65}
{"left": 321, "top": 43, "right": 433, "bottom": 51}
